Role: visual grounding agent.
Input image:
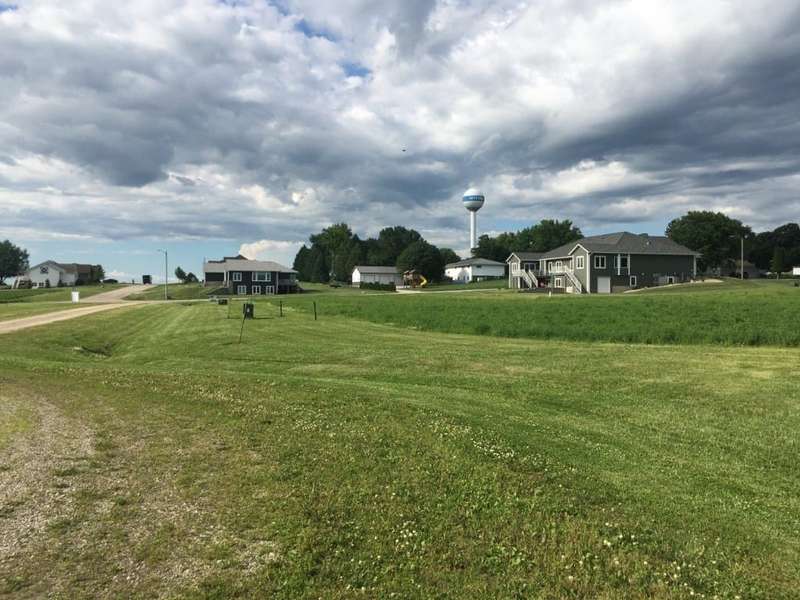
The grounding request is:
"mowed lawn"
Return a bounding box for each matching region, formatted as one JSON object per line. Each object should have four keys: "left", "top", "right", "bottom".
{"left": 269, "top": 279, "right": 800, "bottom": 346}
{"left": 0, "top": 284, "right": 124, "bottom": 303}
{"left": 0, "top": 302, "right": 96, "bottom": 322}
{"left": 1, "top": 302, "right": 798, "bottom": 598}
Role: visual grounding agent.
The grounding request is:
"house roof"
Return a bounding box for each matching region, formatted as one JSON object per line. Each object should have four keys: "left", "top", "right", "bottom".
{"left": 507, "top": 252, "right": 543, "bottom": 262}
{"left": 203, "top": 258, "right": 296, "bottom": 273}
{"left": 353, "top": 265, "right": 400, "bottom": 274}
{"left": 445, "top": 257, "right": 505, "bottom": 269}
{"left": 28, "top": 261, "right": 97, "bottom": 274}
{"left": 541, "top": 232, "right": 700, "bottom": 259}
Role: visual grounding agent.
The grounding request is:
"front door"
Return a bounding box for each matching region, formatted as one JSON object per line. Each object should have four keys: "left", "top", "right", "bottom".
{"left": 597, "top": 276, "right": 611, "bottom": 294}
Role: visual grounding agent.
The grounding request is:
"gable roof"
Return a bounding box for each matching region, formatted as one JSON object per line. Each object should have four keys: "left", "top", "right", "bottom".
{"left": 507, "top": 252, "right": 544, "bottom": 262}
{"left": 203, "top": 258, "right": 296, "bottom": 273}
{"left": 353, "top": 265, "right": 400, "bottom": 274}
{"left": 28, "top": 261, "right": 98, "bottom": 274}
{"left": 445, "top": 257, "right": 505, "bottom": 269}
{"left": 541, "top": 232, "right": 700, "bottom": 259}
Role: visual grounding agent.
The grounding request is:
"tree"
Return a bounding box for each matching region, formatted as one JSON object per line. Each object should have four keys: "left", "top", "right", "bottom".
{"left": 308, "top": 246, "right": 329, "bottom": 283}
{"left": 517, "top": 219, "right": 582, "bottom": 253}
{"left": 771, "top": 247, "right": 785, "bottom": 278}
{"left": 473, "top": 233, "right": 516, "bottom": 262}
{"left": 0, "top": 240, "right": 29, "bottom": 284}
{"left": 396, "top": 240, "right": 445, "bottom": 282}
{"left": 174, "top": 266, "right": 187, "bottom": 282}
{"left": 375, "top": 226, "right": 422, "bottom": 265}
{"left": 90, "top": 265, "right": 105, "bottom": 283}
{"left": 750, "top": 223, "right": 800, "bottom": 270}
{"left": 666, "top": 211, "right": 751, "bottom": 272}
{"left": 185, "top": 272, "right": 199, "bottom": 283}
{"left": 438, "top": 248, "right": 461, "bottom": 266}
{"left": 293, "top": 245, "right": 312, "bottom": 280}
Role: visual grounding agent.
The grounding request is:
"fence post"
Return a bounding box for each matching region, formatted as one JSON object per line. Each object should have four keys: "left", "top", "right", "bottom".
{"left": 313, "top": 301, "right": 317, "bottom": 321}
{"left": 279, "top": 300, "right": 283, "bottom": 317}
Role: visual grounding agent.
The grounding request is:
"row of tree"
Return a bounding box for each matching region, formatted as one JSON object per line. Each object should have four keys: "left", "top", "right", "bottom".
{"left": 292, "top": 224, "right": 460, "bottom": 282}
{"left": 666, "top": 211, "right": 800, "bottom": 273}
{"left": 472, "top": 219, "right": 583, "bottom": 262}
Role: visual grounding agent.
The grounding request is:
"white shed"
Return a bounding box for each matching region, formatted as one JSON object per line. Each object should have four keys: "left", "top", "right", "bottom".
{"left": 351, "top": 266, "right": 403, "bottom": 286}
{"left": 444, "top": 258, "right": 506, "bottom": 283}
{"left": 792, "top": 266, "right": 800, "bottom": 276}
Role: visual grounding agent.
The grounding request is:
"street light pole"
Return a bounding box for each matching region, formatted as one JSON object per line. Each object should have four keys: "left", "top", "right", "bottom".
{"left": 740, "top": 236, "right": 744, "bottom": 281}
{"left": 157, "top": 249, "right": 168, "bottom": 300}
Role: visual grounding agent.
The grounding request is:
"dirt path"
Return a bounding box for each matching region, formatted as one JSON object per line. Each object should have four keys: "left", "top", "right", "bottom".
{"left": 86, "top": 284, "right": 150, "bottom": 303}
{"left": 0, "top": 302, "right": 145, "bottom": 335}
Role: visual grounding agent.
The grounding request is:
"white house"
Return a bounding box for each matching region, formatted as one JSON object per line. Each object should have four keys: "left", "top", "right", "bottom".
{"left": 25, "top": 261, "right": 100, "bottom": 288}
{"left": 444, "top": 257, "right": 505, "bottom": 283}
{"left": 351, "top": 266, "right": 403, "bottom": 287}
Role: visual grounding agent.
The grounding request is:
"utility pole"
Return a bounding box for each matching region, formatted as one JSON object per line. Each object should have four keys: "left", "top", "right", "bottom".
{"left": 157, "top": 249, "right": 168, "bottom": 300}
{"left": 740, "top": 236, "right": 744, "bottom": 280}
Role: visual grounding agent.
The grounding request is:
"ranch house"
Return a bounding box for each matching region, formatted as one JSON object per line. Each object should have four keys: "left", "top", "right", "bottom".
{"left": 203, "top": 255, "right": 298, "bottom": 295}
{"left": 24, "top": 261, "right": 103, "bottom": 288}
{"left": 444, "top": 257, "right": 505, "bottom": 283}
{"left": 507, "top": 232, "right": 700, "bottom": 294}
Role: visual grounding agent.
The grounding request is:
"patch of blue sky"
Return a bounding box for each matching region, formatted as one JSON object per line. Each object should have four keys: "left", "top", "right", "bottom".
{"left": 342, "top": 62, "right": 371, "bottom": 78}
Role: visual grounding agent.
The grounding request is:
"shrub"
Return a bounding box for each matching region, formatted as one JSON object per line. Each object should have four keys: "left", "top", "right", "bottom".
{"left": 359, "top": 282, "right": 396, "bottom": 291}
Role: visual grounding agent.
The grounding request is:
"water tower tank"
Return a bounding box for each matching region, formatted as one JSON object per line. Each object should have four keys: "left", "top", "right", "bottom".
{"left": 462, "top": 188, "right": 485, "bottom": 212}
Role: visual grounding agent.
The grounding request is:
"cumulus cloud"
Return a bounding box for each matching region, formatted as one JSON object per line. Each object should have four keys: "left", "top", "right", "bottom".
{"left": 1, "top": 0, "right": 800, "bottom": 260}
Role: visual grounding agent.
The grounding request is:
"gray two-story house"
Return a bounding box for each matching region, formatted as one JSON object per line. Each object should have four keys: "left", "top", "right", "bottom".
{"left": 203, "top": 255, "right": 298, "bottom": 295}
{"left": 508, "top": 232, "right": 700, "bottom": 294}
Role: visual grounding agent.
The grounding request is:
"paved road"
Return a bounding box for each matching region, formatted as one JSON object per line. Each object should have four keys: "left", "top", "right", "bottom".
{"left": 0, "top": 285, "right": 151, "bottom": 335}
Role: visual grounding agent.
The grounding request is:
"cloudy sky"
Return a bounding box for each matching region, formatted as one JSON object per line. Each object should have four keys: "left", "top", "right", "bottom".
{"left": 2, "top": 1, "right": 799, "bottom": 280}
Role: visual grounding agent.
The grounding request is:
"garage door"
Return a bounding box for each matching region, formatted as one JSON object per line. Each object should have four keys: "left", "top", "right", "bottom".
{"left": 597, "top": 276, "right": 611, "bottom": 294}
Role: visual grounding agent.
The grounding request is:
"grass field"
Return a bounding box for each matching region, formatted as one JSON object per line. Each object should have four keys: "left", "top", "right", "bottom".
{"left": 0, "top": 299, "right": 798, "bottom": 598}
{"left": 0, "top": 284, "right": 124, "bottom": 304}
{"left": 256, "top": 279, "right": 800, "bottom": 347}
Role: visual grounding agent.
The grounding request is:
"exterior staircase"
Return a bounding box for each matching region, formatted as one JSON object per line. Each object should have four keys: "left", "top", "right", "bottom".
{"left": 563, "top": 268, "right": 583, "bottom": 294}
{"left": 511, "top": 266, "right": 539, "bottom": 289}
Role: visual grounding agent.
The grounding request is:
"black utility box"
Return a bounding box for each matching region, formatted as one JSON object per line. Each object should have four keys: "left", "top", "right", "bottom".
{"left": 218, "top": 298, "right": 228, "bottom": 305}
{"left": 242, "top": 302, "right": 254, "bottom": 319}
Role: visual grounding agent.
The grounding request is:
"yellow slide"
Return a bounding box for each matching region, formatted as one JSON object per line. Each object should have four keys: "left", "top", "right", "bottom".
{"left": 419, "top": 275, "right": 428, "bottom": 288}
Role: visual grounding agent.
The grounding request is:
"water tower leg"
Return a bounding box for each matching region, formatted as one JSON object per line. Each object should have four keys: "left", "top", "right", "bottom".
{"left": 470, "top": 212, "right": 477, "bottom": 249}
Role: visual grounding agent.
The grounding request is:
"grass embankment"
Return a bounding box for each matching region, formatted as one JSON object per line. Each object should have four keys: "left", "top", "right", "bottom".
{"left": 124, "top": 283, "right": 223, "bottom": 300}
{"left": 0, "top": 284, "right": 123, "bottom": 303}
{"left": 0, "top": 303, "right": 96, "bottom": 322}
{"left": 0, "top": 303, "right": 798, "bottom": 597}
{"left": 265, "top": 279, "right": 800, "bottom": 346}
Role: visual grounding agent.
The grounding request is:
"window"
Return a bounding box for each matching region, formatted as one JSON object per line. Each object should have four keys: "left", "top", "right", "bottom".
{"left": 614, "top": 255, "right": 629, "bottom": 269}
{"left": 667, "top": 276, "right": 676, "bottom": 284}
{"left": 594, "top": 255, "right": 606, "bottom": 269}
{"left": 555, "top": 277, "right": 563, "bottom": 288}
{"left": 575, "top": 256, "right": 584, "bottom": 269}
{"left": 555, "top": 260, "right": 562, "bottom": 271}
{"left": 232, "top": 272, "right": 242, "bottom": 282}
{"left": 630, "top": 275, "right": 637, "bottom": 287}
{"left": 40, "top": 266, "right": 49, "bottom": 274}
{"left": 252, "top": 285, "right": 261, "bottom": 295}
{"left": 236, "top": 285, "right": 247, "bottom": 295}
{"left": 253, "top": 271, "right": 272, "bottom": 282}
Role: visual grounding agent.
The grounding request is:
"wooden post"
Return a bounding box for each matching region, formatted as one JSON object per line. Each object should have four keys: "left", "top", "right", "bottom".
{"left": 238, "top": 314, "right": 246, "bottom": 343}
{"left": 279, "top": 300, "right": 283, "bottom": 317}
{"left": 313, "top": 301, "right": 317, "bottom": 321}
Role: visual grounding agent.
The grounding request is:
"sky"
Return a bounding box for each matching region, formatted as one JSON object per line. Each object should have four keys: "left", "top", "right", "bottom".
{"left": 1, "top": 1, "right": 799, "bottom": 282}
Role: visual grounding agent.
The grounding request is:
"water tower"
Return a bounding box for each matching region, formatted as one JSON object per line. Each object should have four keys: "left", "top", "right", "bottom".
{"left": 462, "top": 188, "right": 485, "bottom": 249}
